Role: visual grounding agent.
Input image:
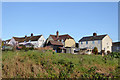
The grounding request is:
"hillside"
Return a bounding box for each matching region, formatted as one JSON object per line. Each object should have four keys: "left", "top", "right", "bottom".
{"left": 2, "top": 50, "right": 119, "bottom": 79}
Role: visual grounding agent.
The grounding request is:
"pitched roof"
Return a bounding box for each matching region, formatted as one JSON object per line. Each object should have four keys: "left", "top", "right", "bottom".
{"left": 50, "top": 34, "right": 73, "bottom": 41}
{"left": 79, "top": 34, "right": 107, "bottom": 42}
{"left": 12, "top": 35, "right": 42, "bottom": 43}
{"left": 113, "top": 42, "right": 120, "bottom": 46}
{"left": 13, "top": 37, "right": 25, "bottom": 42}
{"left": 6, "top": 39, "right": 11, "bottom": 42}
{"left": 49, "top": 40, "right": 63, "bottom": 46}
{"left": 25, "top": 35, "right": 42, "bottom": 41}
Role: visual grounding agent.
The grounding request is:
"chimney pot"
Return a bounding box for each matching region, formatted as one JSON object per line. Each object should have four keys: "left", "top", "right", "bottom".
{"left": 31, "top": 33, "right": 33, "bottom": 36}
{"left": 93, "top": 33, "right": 97, "bottom": 36}
{"left": 56, "top": 31, "right": 59, "bottom": 38}
{"left": 25, "top": 35, "right": 27, "bottom": 38}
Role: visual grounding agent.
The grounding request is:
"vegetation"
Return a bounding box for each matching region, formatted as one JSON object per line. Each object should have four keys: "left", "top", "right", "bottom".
{"left": 2, "top": 50, "right": 119, "bottom": 79}
{"left": 92, "top": 47, "right": 98, "bottom": 55}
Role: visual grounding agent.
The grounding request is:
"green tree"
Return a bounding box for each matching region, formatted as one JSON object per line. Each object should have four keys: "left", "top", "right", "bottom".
{"left": 92, "top": 47, "right": 98, "bottom": 55}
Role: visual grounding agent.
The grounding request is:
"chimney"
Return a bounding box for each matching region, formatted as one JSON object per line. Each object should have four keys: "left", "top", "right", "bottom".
{"left": 25, "top": 35, "right": 27, "bottom": 38}
{"left": 56, "top": 31, "right": 59, "bottom": 38}
{"left": 93, "top": 33, "right": 97, "bottom": 36}
{"left": 31, "top": 33, "right": 33, "bottom": 36}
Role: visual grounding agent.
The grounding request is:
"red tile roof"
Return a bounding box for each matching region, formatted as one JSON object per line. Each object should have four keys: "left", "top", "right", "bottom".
{"left": 50, "top": 34, "right": 73, "bottom": 41}
{"left": 49, "top": 40, "right": 63, "bottom": 46}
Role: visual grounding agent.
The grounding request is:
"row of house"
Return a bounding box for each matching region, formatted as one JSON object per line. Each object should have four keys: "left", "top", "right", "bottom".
{"left": 2, "top": 31, "right": 120, "bottom": 54}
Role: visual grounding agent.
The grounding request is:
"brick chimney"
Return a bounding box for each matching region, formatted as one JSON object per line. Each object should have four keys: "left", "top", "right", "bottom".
{"left": 31, "top": 33, "right": 33, "bottom": 36}
{"left": 93, "top": 33, "right": 97, "bottom": 36}
{"left": 56, "top": 31, "right": 59, "bottom": 38}
{"left": 25, "top": 35, "right": 27, "bottom": 38}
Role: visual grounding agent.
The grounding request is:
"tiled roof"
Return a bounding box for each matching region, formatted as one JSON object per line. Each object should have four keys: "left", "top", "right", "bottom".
{"left": 12, "top": 35, "right": 42, "bottom": 43}
{"left": 13, "top": 37, "right": 25, "bottom": 42}
{"left": 50, "top": 34, "right": 73, "bottom": 41}
{"left": 79, "top": 34, "right": 107, "bottom": 42}
{"left": 49, "top": 40, "right": 63, "bottom": 46}
{"left": 113, "top": 42, "right": 120, "bottom": 46}
{"left": 6, "top": 39, "right": 11, "bottom": 42}
{"left": 25, "top": 35, "right": 42, "bottom": 41}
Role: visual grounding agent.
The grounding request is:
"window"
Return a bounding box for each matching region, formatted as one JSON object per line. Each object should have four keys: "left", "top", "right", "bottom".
{"left": 86, "top": 41, "right": 88, "bottom": 44}
{"left": 107, "top": 46, "right": 109, "bottom": 48}
{"left": 104, "top": 48, "right": 105, "bottom": 50}
{"left": 117, "top": 47, "right": 119, "bottom": 50}
{"left": 81, "top": 41, "right": 83, "bottom": 44}
{"left": 61, "top": 39, "right": 64, "bottom": 42}
{"left": 98, "top": 40, "right": 100, "bottom": 44}
{"left": 92, "top": 41, "right": 94, "bottom": 44}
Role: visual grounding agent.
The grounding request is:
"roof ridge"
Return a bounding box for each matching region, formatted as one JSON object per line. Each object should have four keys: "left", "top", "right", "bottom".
{"left": 83, "top": 34, "right": 107, "bottom": 38}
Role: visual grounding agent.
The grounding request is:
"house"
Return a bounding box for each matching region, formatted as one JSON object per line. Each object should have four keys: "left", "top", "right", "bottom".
{"left": 112, "top": 42, "right": 120, "bottom": 52}
{"left": 45, "top": 31, "right": 76, "bottom": 53}
{"left": 79, "top": 48, "right": 92, "bottom": 55}
{"left": 79, "top": 33, "right": 112, "bottom": 54}
{"left": 5, "top": 33, "right": 45, "bottom": 48}
{"left": 47, "top": 40, "right": 63, "bottom": 53}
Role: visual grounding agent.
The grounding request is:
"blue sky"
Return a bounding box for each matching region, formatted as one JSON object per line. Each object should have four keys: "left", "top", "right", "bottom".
{"left": 2, "top": 2, "right": 118, "bottom": 42}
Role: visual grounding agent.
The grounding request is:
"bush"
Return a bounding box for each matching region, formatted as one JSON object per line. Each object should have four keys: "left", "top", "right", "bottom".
{"left": 92, "top": 47, "right": 98, "bottom": 55}
{"left": 107, "top": 50, "right": 111, "bottom": 54}
{"left": 109, "top": 52, "right": 120, "bottom": 58}
{"left": 21, "top": 45, "right": 34, "bottom": 51}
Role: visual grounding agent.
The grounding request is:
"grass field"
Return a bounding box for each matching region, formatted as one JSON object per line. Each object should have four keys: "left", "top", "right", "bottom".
{"left": 2, "top": 50, "right": 119, "bottom": 79}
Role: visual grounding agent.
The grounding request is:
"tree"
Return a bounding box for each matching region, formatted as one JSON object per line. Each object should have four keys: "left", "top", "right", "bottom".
{"left": 92, "top": 47, "right": 98, "bottom": 55}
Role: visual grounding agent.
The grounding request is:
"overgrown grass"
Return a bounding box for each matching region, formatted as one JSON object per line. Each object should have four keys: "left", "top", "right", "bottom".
{"left": 2, "top": 50, "right": 119, "bottom": 79}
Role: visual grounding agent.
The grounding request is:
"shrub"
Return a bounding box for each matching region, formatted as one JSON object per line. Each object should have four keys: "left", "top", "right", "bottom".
{"left": 107, "top": 50, "right": 111, "bottom": 54}
{"left": 109, "top": 52, "right": 120, "bottom": 58}
{"left": 92, "top": 47, "right": 98, "bottom": 55}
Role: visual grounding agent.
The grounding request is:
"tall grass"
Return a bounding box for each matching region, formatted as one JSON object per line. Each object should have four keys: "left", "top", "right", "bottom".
{"left": 2, "top": 50, "right": 119, "bottom": 78}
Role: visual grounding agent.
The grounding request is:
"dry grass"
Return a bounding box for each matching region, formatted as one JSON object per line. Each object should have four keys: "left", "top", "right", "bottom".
{"left": 2, "top": 50, "right": 119, "bottom": 78}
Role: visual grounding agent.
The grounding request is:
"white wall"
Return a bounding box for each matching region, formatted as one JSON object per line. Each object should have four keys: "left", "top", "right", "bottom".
{"left": 79, "top": 40, "right": 102, "bottom": 52}
{"left": 30, "top": 35, "right": 45, "bottom": 48}
{"left": 8, "top": 37, "right": 18, "bottom": 46}
{"left": 46, "top": 36, "right": 54, "bottom": 44}
{"left": 102, "top": 35, "right": 112, "bottom": 53}
{"left": 37, "top": 35, "right": 45, "bottom": 47}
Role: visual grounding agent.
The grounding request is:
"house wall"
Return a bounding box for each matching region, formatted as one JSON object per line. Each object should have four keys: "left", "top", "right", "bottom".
{"left": 30, "top": 41, "right": 38, "bottom": 48}
{"left": 112, "top": 45, "right": 120, "bottom": 52}
{"left": 8, "top": 38, "right": 18, "bottom": 46}
{"left": 30, "top": 35, "right": 45, "bottom": 48}
{"left": 37, "top": 35, "right": 45, "bottom": 47}
{"left": 102, "top": 35, "right": 112, "bottom": 53}
{"left": 65, "top": 39, "right": 75, "bottom": 47}
{"left": 46, "top": 36, "right": 54, "bottom": 44}
{"left": 79, "top": 40, "right": 102, "bottom": 52}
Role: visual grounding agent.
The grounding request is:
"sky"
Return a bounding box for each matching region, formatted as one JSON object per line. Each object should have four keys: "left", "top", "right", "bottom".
{"left": 2, "top": 2, "right": 118, "bottom": 42}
